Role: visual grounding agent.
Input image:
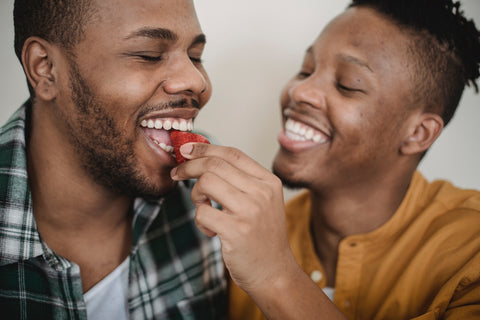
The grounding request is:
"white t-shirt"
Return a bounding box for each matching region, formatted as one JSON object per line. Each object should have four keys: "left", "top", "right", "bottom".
{"left": 83, "top": 257, "right": 130, "bottom": 320}
{"left": 322, "top": 287, "right": 335, "bottom": 301}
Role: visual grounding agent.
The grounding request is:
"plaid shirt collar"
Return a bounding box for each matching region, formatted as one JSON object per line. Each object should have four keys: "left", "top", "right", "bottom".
{"left": 0, "top": 101, "right": 167, "bottom": 267}
{"left": 0, "top": 101, "right": 227, "bottom": 319}
{"left": 0, "top": 101, "right": 43, "bottom": 266}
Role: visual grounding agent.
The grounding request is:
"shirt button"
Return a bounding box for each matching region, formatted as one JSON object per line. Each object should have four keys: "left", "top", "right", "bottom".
{"left": 310, "top": 270, "right": 323, "bottom": 282}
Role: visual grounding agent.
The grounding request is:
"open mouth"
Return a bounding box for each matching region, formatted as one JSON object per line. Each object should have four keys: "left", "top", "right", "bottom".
{"left": 140, "top": 117, "right": 193, "bottom": 156}
{"left": 284, "top": 118, "right": 328, "bottom": 143}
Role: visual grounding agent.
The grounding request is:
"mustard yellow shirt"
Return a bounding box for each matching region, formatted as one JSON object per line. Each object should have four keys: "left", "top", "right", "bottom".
{"left": 229, "top": 172, "right": 480, "bottom": 319}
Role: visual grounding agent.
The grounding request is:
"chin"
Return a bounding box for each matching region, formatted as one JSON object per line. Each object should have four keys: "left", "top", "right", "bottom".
{"left": 272, "top": 155, "right": 311, "bottom": 191}
{"left": 104, "top": 168, "right": 177, "bottom": 199}
{"left": 134, "top": 174, "right": 178, "bottom": 199}
{"left": 272, "top": 167, "right": 309, "bottom": 190}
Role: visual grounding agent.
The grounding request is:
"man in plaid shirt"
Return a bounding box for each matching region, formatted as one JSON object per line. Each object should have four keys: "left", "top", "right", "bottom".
{"left": 0, "top": 0, "right": 226, "bottom": 319}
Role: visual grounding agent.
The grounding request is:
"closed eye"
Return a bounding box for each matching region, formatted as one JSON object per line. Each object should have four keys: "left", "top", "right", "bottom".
{"left": 337, "top": 83, "right": 364, "bottom": 93}
{"left": 138, "top": 55, "right": 162, "bottom": 62}
{"left": 297, "top": 71, "right": 311, "bottom": 79}
{"left": 190, "top": 57, "right": 203, "bottom": 64}
{"left": 124, "top": 52, "right": 163, "bottom": 62}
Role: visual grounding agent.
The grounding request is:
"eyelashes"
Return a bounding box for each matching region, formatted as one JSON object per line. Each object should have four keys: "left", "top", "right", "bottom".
{"left": 138, "top": 55, "right": 162, "bottom": 62}
{"left": 129, "top": 54, "right": 203, "bottom": 64}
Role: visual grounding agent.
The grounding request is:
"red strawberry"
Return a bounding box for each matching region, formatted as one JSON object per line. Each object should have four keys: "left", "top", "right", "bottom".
{"left": 170, "top": 130, "right": 210, "bottom": 164}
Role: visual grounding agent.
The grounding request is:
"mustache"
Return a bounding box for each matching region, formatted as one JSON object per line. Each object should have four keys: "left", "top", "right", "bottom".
{"left": 137, "top": 98, "right": 200, "bottom": 119}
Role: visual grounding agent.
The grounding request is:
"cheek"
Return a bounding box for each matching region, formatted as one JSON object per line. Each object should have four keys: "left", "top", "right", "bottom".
{"left": 334, "top": 104, "right": 371, "bottom": 143}
{"left": 92, "top": 75, "right": 157, "bottom": 114}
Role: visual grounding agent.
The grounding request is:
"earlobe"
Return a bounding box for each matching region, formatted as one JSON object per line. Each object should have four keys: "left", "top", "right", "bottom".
{"left": 400, "top": 113, "right": 444, "bottom": 155}
{"left": 22, "top": 37, "right": 58, "bottom": 101}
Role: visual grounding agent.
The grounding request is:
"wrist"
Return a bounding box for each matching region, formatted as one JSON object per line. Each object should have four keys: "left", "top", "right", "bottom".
{"left": 246, "top": 253, "right": 305, "bottom": 306}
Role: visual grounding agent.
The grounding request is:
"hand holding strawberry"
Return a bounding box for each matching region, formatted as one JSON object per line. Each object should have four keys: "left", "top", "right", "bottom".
{"left": 170, "top": 131, "right": 210, "bottom": 164}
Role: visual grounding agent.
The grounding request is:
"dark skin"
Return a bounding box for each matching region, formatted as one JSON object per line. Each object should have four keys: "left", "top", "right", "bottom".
{"left": 23, "top": 0, "right": 211, "bottom": 292}
{"left": 172, "top": 6, "right": 443, "bottom": 319}
{"left": 274, "top": 7, "right": 443, "bottom": 287}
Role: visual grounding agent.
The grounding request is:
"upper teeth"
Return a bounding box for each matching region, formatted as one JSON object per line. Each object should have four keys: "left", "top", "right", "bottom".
{"left": 140, "top": 118, "right": 193, "bottom": 132}
{"left": 285, "top": 118, "right": 325, "bottom": 143}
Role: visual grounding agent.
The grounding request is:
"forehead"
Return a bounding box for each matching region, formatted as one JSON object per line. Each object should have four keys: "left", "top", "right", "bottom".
{"left": 88, "top": 0, "right": 201, "bottom": 37}
{"left": 311, "top": 7, "right": 413, "bottom": 75}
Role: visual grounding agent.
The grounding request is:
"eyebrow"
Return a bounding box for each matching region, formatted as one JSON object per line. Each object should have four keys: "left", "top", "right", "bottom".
{"left": 192, "top": 34, "right": 207, "bottom": 46}
{"left": 124, "top": 27, "right": 206, "bottom": 46}
{"left": 336, "top": 54, "right": 373, "bottom": 73}
{"left": 125, "top": 27, "right": 178, "bottom": 41}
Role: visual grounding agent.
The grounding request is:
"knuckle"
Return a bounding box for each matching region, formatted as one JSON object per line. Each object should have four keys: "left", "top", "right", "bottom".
{"left": 256, "top": 184, "right": 274, "bottom": 200}
{"left": 226, "top": 147, "right": 244, "bottom": 162}
{"left": 195, "top": 206, "right": 205, "bottom": 223}
{"left": 204, "top": 157, "right": 224, "bottom": 171}
{"left": 236, "top": 220, "right": 252, "bottom": 237}
{"left": 195, "top": 203, "right": 211, "bottom": 220}
{"left": 195, "top": 171, "right": 217, "bottom": 191}
{"left": 270, "top": 175, "right": 283, "bottom": 191}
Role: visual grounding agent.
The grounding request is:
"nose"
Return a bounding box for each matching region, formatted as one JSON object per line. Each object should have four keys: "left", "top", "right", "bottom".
{"left": 162, "top": 55, "right": 209, "bottom": 96}
{"left": 289, "top": 76, "right": 326, "bottom": 110}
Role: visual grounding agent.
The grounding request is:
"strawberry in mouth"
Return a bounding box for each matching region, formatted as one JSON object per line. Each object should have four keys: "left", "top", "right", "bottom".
{"left": 140, "top": 117, "right": 194, "bottom": 157}
{"left": 170, "top": 131, "right": 210, "bottom": 164}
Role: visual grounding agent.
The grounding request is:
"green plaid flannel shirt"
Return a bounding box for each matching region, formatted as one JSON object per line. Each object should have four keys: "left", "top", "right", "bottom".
{"left": 0, "top": 102, "right": 227, "bottom": 319}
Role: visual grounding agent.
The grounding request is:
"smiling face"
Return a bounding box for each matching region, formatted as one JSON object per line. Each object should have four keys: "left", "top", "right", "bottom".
{"left": 53, "top": 0, "right": 211, "bottom": 198}
{"left": 273, "top": 7, "right": 420, "bottom": 193}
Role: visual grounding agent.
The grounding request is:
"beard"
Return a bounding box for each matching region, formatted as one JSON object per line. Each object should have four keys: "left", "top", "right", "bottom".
{"left": 272, "top": 151, "right": 310, "bottom": 191}
{"left": 272, "top": 166, "right": 308, "bottom": 191}
{"left": 66, "top": 59, "right": 169, "bottom": 199}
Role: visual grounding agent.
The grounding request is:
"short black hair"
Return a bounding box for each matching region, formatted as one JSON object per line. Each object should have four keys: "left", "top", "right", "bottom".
{"left": 349, "top": 0, "right": 480, "bottom": 126}
{"left": 13, "top": 0, "right": 95, "bottom": 95}
{"left": 13, "top": 0, "right": 95, "bottom": 59}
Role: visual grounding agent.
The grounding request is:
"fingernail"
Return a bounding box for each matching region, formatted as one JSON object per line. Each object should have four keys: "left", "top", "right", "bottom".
{"left": 180, "top": 143, "right": 193, "bottom": 155}
{"left": 170, "top": 167, "right": 177, "bottom": 178}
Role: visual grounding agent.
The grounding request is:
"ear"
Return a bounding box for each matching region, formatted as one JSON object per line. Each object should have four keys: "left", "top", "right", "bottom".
{"left": 400, "top": 112, "right": 444, "bottom": 155}
{"left": 21, "top": 37, "right": 59, "bottom": 101}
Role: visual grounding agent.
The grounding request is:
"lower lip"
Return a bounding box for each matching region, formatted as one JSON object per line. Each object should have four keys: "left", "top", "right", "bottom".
{"left": 277, "top": 130, "right": 327, "bottom": 153}
{"left": 141, "top": 130, "right": 177, "bottom": 166}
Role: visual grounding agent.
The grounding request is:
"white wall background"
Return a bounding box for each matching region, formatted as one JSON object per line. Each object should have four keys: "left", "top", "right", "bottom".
{"left": 1, "top": 0, "right": 479, "bottom": 195}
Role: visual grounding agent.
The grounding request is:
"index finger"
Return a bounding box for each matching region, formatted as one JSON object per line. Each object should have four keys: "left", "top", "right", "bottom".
{"left": 179, "top": 143, "right": 270, "bottom": 179}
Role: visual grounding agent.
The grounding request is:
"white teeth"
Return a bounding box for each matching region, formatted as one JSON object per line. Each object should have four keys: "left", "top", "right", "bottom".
{"left": 154, "top": 140, "right": 174, "bottom": 153}
{"left": 305, "top": 129, "right": 313, "bottom": 140}
{"left": 179, "top": 120, "right": 187, "bottom": 131}
{"left": 172, "top": 120, "right": 180, "bottom": 130}
{"left": 140, "top": 118, "right": 194, "bottom": 132}
{"left": 163, "top": 120, "right": 172, "bottom": 130}
{"left": 159, "top": 142, "right": 173, "bottom": 153}
{"left": 286, "top": 131, "right": 307, "bottom": 141}
{"left": 285, "top": 120, "right": 294, "bottom": 131}
{"left": 285, "top": 118, "right": 327, "bottom": 143}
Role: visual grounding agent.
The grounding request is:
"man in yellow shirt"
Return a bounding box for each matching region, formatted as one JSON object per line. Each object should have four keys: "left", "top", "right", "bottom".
{"left": 171, "top": 0, "right": 480, "bottom": 318}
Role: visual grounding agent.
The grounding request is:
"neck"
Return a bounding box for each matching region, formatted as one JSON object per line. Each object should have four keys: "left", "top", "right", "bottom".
{"left": 309, "top": 167, "right": 416, "bottom": 286}
{"left": 26, "top": 101, "right": 138, "bottom": 292}
{"left": 27, "top": 102, "right": 133, "bottom": 247}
